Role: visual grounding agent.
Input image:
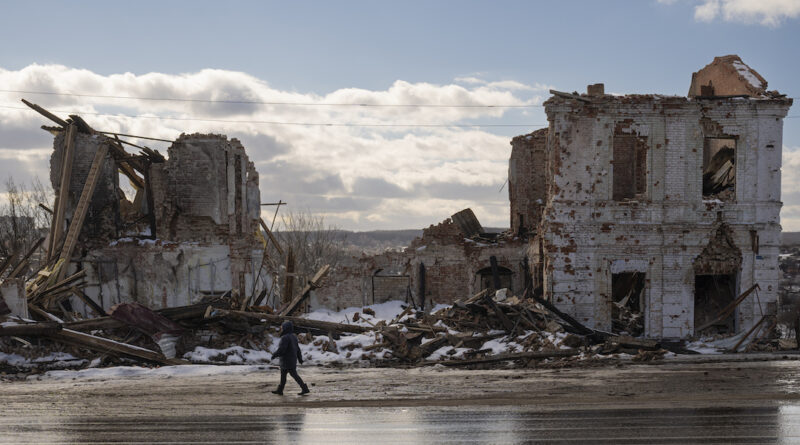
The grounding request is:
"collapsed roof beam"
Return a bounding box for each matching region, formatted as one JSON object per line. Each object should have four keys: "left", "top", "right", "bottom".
{"left": 21, "top": 99, "right": 69, "bottom": 127}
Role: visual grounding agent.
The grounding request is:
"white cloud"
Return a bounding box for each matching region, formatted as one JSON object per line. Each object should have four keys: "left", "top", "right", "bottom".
{"left": 782, "top": 147, "right": 800, "bottom": 231}
{"left": 693, "top": 0, "right": 800, "bottom": 26}
{"left": 0, "top": 64, "right": 547, "bottom": 230}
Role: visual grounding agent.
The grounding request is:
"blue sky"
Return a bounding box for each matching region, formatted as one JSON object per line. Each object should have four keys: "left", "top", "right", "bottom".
{"left": 1, "top": 0, "right": 799, "bottom": 230}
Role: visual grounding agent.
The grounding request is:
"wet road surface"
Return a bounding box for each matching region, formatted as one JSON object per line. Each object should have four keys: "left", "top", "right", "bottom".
{"left": 2, "top": 406, "right": 798, "bottom": 444}
{"left": 5, "top": 358, "right": 800, "bottom": 443}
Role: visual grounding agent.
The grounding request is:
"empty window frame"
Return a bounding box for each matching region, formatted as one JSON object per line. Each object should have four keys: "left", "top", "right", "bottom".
{"left": 702, "top": 137, "right": 736, "bottom": 201}
{"left": 612, "top": 135, "right": 648, "bottom": 201}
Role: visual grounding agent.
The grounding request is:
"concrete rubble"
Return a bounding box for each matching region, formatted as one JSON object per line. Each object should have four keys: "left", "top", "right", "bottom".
{"left": 0, "top": 54, "right": 797, "bottom": 374}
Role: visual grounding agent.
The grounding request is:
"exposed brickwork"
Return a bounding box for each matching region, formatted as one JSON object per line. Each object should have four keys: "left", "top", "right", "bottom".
{"left": 538, "top": 67, "right": 792, "bottom": 338}
{"left": 509, "top": 129, "right": 547, "bottom": 237}
{"left": 48, "top": 130, "right": 266, "bottom": 314}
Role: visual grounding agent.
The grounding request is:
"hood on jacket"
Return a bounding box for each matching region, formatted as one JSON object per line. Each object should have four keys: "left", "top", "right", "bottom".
{"left": 281, "top": 321, "right": 294, "bottom": 335}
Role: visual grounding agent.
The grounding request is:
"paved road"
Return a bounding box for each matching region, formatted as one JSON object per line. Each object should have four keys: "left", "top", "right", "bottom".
{"left": 5, "top": 359, "right": 800, "bottom": 444}
{"left": 2, "top": 406, "right": 797, "bottom": 444}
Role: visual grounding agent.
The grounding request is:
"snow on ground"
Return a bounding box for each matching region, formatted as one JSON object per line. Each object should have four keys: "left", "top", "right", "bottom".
{"left": 304, "top": 300, "right": 408, "bottom": 326}
{"left": 183, "top": 301, "right": 411, "bottom": 366}
{"left": 32, "top": 364, "right": 272, "bottom": 382}
{"left": 1, "top": 351, "right": 86, "bottom": 369}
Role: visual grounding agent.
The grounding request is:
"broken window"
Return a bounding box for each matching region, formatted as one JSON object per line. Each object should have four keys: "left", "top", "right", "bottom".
{"left": 612, "top": 134, "right": 648, "bottom": 201}
{"left": 694, "top": 274, "right": 737, "bottom": 336}
{"left": 477, "top": 266, "right": 513, "bottom": 292}
{"left": 702, "top": 137, "right": 736, "bottom": 201}
{"left": 611, "top": 272, "right": 645, "bottom": 336}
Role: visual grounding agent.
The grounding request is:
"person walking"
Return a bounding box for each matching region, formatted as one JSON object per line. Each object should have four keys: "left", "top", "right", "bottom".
{"left": 271, "top": 321, "right": 310, "bottom": 395}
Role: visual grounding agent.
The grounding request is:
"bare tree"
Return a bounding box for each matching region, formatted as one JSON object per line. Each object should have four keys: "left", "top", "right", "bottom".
{"left": 0, "top": 177, "right": 52, "bottom": 275}
{"left": 266, "top": 210, "right": 348, "bottom": 307}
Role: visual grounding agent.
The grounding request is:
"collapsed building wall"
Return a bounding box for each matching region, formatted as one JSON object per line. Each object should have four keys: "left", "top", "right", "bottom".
{"left": 48, "top": 129, "right": 267, "bottom": 314}
{"left": 532, "top": 55, "right": 791, "bottom": 339}
{"left": 316, "top": 216, "right": 528, "bottom": 311}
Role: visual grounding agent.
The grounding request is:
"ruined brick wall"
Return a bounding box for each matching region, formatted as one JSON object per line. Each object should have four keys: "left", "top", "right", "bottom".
{"left": 689, "top": 55, "right": 767, "bottom": 98}
{"left": 540, "top": 92, "right": 792, "bottom": 338}
{"left": 150, "top": 134, "right": 259, "bottom": 245}
{"left": 50, "top": 131, "right": 120, "bottom": 243}
{"left": 509, "top": 128, "right": 548, "bottom": 236}
{"left": 409, "top": 218, "right": 463, "bottom": 248}
{"left": 314, "top": 229, "right": 528, "bottom": 310}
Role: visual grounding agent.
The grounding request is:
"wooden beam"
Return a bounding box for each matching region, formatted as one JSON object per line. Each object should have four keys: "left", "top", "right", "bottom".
{"left": 259, "top": 218, "right": 284, "bottom": 256}
{"left": 65, "top": 300, "right": 226, "bottom": 332}
{"left": 696, "top": 284, "right": 760, "bottom": 333}
{"left": 206, "top": 308, "right": 372, "bottom": 334}
{"left": 283, "top": 247, "right": 295, "bottom": 306}
{"left": 280, "top": 264, "right": 330, "bottom": 316}
{"left": 0, "top": 322, "right": 62, "bottom": 337}
{"left": 530, "top": 292, "right": 597, "bottom": 337}
{"left": 6, "top": 237, "right": 45, "bottom": 279}
{"left": 0, "top": 252, "right": 19, "bottom": 277}
{"left": 56, "top": 143, "right": 109, "bottom": 281}
{"left": 97, "top": 131, "right": 174, "bottom": 143}
{"left": 549, "top": 89, "right": 592, "bottom": 103}
{"left": 70, "top": 286, "right": 105, "bottom": 316}
{"left": 49, "top": 123, "right": 77, "bottom": 261}
{"left": 21, "top": 99, "right": 69, "bottom": 127}
{"left": 482, "top": 293, "right": 515, "bottom": 333}
{"left": 49, "top": 328, "right": 186, "bottom": 365}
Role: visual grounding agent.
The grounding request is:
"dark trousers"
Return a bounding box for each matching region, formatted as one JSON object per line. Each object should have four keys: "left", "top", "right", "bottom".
{"left": 278, "top": 368, "right": 305, "bottom": 389}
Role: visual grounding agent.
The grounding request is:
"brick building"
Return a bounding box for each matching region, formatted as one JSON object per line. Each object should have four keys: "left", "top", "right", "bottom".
{"left": 520, "top": 56, "right": 792, "bottom": 338}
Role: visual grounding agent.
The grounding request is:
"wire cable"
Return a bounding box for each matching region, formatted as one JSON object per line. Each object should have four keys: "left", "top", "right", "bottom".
{"left": 0, "top": 105, "right": 544, "bottom": 128}
{"left": 0, "top": 89, "right": 539, "bottom": 108}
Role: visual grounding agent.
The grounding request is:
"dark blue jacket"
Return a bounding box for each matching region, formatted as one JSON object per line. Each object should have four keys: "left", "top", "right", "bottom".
{"left": 274, "top": 321, "right": 303, "bottom": 370}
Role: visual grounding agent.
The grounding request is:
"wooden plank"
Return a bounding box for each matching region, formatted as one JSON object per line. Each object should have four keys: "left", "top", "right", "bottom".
{"left": 34, "top": 270, "right": 86, "bottom": 301}
{"left": 6, "top": 237, "right": 45, "bottom": 279}
{"left": 206, "top": 308, "right": 372, "bottom": 334}
{"left": 28, "top": 305, "right": 64, "bottom": 323}
{"left": 259, "top": 218, "right": 284, "bottom": 256}
{"left": 0, "top": 322, "right": 62, "bottom": 337}
{"left": 283, "top": 247, "right": 295, "bottom": 305}
{"left": 696, "top": 284, "right": 759, "bottom": 333}
{"left": 0, "top": 251, "right": 19, "bottom": 277}
{"left": 49, "top": 123, "right": 77, "bottom": 261}
{"left": 483, "top": 293, "right": 515, "bottom": 333}
{"left": 530, "top": 293, "right": 597, "bottom": 337}
{"left": 280, "top": 264, "right": 330, "bottom": 316}
{"left": 549, "top": 89, "right": 591, "bottom": 103}
{"left": 49, "top": 328, "right": 186, "bottom": 365}
{"left": 730, "top": 315, "right": 768, "bottom": 352}
{"left": 55, "top": 142, "right": 109, "bottom": 281}
{"left": 65, "top": 300, "right": 226, "bottom": 331}
{"left": 21, "top": 99, "right": 69, "bottom": 127}
{"left": 70, "top": 286, "right": 105, "bottom": 316}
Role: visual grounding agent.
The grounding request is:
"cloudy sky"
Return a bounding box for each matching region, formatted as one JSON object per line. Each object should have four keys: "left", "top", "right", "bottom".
{"left": 1, "top": 0, "right": 799, "bottom": 231}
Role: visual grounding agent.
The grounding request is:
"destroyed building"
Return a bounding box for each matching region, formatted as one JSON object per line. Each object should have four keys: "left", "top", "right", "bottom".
{"left": 320, "top": 55, "right": 791, "bottom": 341}
{"left": 317, "top": 209, "right": 528, "bottom": 311}
{"left": 3, "top": 104, "right": 269, "bottom": 320}
{"left": 522, "top": 55, "right": 792, "bottom": 338}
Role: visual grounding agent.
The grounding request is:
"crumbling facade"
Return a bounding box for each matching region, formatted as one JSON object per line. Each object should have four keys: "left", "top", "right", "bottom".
{"left": 523, "top": 56, "right": 792, "bottom": 338}
{"left": 48, "top": 127, "right": 266, "bottom": 313}
{"left": 317, "top": 215, "right": 527, "bottom": 311}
